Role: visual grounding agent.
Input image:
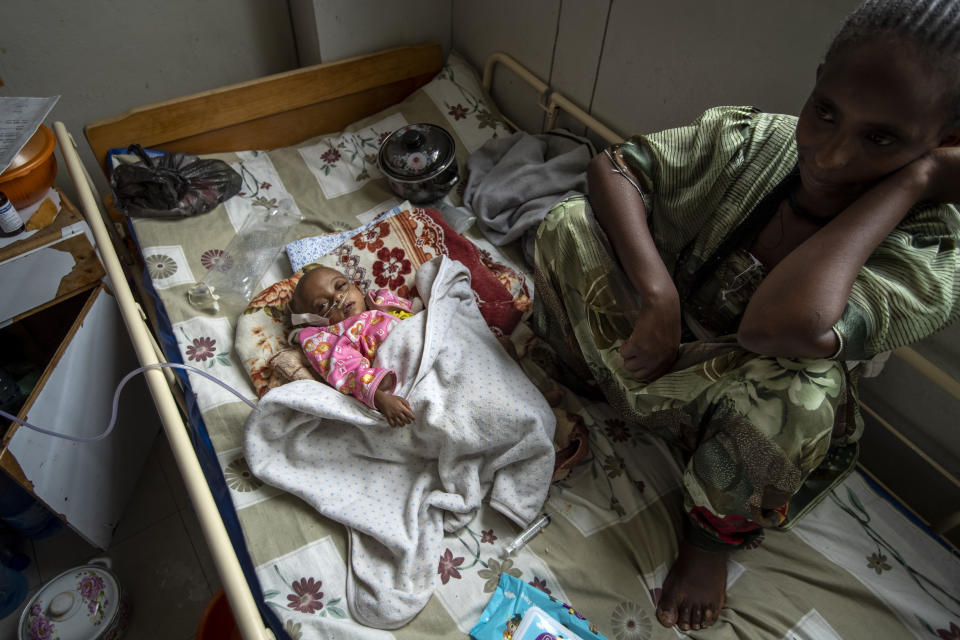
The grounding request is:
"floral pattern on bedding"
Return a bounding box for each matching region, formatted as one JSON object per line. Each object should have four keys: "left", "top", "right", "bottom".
{"left": 143, "top": 245, "right": 195, "bottom": 289}
{"left": 299, "top": 113, "right": 406, "bottom": 199}
{"left": 423, "top": 53, "right": 511, "bottom": 153}
{"left": 609, "top": 602, "right": 654, "bottom": 640}
{"left": 792, "top": 474, "right": 960, "bottom": 639}
{"left": 216, "top": 448, "right": 281, "bottom": 510}
{"left": 256, "top": 538, "right": 390, "bottom": 640}
{"left": 173, "top": 316, "right": 255, "bottom": 412}
{"left": 225, "top": 150, "right": 303, "bottom": 232}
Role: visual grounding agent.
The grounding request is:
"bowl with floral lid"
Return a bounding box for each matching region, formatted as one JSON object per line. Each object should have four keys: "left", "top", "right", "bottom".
{"left": 18, "top": 557, "right": 130, "bottom": 640}
{"left": 377, "top": 123, "right": 459, "bottom": 204}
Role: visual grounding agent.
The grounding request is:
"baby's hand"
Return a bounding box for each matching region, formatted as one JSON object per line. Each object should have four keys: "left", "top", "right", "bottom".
{"left": 375, "top": 393, "right": 416, "bottom": 427}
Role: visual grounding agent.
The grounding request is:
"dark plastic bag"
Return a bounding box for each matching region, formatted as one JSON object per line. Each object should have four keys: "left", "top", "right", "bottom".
{"left": 110, "top": 144, "right": 242, "bottom": 218}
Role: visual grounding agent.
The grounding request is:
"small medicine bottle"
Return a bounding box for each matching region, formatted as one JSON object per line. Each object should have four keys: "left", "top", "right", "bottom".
{"left": 0, "top": 192, "right": 25, "bottom": 238}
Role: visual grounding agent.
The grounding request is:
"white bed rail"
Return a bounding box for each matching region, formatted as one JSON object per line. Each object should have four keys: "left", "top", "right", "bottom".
{"left": 53, "top": 123, "right": 275, "bottom": 640}
{"left": 879, "top": 348, "right": 960, "bottom": 535}
{"left": 482, "top": 51, "right": 622, "bottom": 144}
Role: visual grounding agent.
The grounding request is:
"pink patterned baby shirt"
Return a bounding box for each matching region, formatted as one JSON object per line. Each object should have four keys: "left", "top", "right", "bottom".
{"left": 297, "top": 289, "right": 413, "bottom": 409}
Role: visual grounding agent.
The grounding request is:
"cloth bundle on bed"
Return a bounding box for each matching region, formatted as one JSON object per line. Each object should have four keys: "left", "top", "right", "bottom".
{"left": 464, "top": 130, "right": 594, "bottom": 267}
{"left": 245, "top": 256, "right": 556, "bottom": 628}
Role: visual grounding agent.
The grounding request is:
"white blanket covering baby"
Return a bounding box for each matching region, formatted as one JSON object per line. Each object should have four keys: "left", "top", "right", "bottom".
{"left": 244, "top": 256, "right": 556, "bottom": 629}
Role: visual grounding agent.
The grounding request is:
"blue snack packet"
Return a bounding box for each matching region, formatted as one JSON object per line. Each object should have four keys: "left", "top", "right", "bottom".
{"left": 469, "top": 573, "right": 608, "bottom": 640}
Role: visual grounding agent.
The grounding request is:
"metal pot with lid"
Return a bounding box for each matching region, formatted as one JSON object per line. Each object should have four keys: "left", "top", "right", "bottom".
{"left": 377, "top": 123, "right": 459, "bottom": 204}
{"left": 19, "top": 557, "right": 130, "bottom": 640}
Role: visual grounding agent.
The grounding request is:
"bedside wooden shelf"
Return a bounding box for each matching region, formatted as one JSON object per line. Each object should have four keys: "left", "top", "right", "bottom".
{"left": 0, "top": 189, "right": 158, "bottom": 549}
{"left": 0, "top": 190, "right": 105, "bottom": 327}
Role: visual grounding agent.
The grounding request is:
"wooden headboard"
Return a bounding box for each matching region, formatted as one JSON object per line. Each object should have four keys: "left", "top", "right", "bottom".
{"left": 85, "top": 43, "right": 443, "bottom": 178}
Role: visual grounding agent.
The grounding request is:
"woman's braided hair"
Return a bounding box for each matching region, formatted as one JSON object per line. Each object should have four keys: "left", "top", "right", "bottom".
{"left": 827, "top": 0, "right": 960, "bottom": 128}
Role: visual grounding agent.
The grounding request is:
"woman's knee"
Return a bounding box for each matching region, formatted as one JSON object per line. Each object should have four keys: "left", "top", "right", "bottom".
{"left": 741, "top": 355, "right": 846, "bottom": 421}
{"left": 699, "top": 354, "right": 846, "bottom": 475}
{"left": 536, "top": 196, "right": 592, "bottom": 248}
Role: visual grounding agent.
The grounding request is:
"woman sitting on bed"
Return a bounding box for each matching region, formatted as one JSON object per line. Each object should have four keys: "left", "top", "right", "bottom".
{"left": 533, "top": 0, "right": 960, "bottom": 632}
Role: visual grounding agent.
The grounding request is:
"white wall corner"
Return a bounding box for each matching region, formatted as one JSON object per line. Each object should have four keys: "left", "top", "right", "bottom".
{"left": 290, "top": 0, "right": 324, "bottom": 67}
{"left": 451, "top": 0, "right": 562, "bottom": 135}
{"left": 305, "top": 0, "right": 451, "bottom": 64}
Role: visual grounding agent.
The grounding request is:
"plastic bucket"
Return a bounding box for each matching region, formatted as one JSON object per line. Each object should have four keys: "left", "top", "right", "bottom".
{"left": 196, "top": 589, "right": 242, "bottom": 640}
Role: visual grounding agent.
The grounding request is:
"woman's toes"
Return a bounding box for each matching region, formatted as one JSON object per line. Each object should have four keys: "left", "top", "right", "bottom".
{"left": 690, "top": 605, "right": 703, "bottom": 630}
{"left": 678, "top": 601, "right": 692, "bottom": 631}
{"left": 656, "top": 604, "right": 678, "bottom": 628}
{"left": 703, "top": 607, "right": 716, "bottom": 627}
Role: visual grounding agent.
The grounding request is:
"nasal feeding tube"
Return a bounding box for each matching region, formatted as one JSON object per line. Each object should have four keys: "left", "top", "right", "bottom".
{"left": 289, "top": 289, "right": 346, "bottom": 328}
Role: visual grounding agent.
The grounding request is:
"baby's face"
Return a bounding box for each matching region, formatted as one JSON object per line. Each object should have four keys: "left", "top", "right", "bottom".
{"left": 292, "top": 267, "right": 366, "bottom": 325}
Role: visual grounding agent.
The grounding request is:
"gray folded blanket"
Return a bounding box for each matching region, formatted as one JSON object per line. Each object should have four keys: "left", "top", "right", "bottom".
{"left": 464, "top": 130, "right": 594, "bottom": 266}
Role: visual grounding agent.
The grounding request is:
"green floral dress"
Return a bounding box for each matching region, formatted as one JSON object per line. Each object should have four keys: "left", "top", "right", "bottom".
{"left": 532, "top": 106, "right": 960, "bottom": 550}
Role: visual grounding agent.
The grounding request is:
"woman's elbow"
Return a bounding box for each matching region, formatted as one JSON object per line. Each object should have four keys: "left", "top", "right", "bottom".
{"left": 736, "top": 322, "right": 781, "bottom": 355}
{"left": 737, "top": 318, "right": 836, "bottom": 358}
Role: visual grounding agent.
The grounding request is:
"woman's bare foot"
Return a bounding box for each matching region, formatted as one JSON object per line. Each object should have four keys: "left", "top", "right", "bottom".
{"left": 656, "top": 540, "right": 727, "bottom": 631}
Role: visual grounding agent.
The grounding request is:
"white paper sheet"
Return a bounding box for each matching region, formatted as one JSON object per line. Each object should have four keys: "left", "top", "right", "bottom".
{"left": 0, "top": 96, "right": 60, "bottom": 173}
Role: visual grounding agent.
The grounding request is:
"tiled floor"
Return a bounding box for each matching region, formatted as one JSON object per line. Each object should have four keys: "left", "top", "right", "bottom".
{"left": 0, "top": 433, "right": 219, "bottom": 639}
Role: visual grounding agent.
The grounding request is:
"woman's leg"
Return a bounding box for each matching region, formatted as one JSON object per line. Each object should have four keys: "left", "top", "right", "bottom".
{"left": 533, "top": 196, "right": 657, "bottom": 398}
{"left": 534, "top": 198, "right": 852, "bottom": 630}
{"left": 656, "top": 354, "right": 845, "bottom": 630}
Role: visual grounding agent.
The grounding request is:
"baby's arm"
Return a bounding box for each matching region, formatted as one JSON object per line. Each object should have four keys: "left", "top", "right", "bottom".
{"left": 367, "top": 288, "right": 414, "bottom": 313}
{"left": 299, "top": 328, "right": 389, "bottom": 404}
{"left": 373, "top": 373, "right": 416, "bottom": 427}
{"left": 299, "top": 328, "right": 414, "bottom": 425}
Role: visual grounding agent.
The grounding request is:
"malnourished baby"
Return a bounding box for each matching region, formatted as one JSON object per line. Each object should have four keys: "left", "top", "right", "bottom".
{"left": 288, "top": 265, "right": 419, "bottom": 426}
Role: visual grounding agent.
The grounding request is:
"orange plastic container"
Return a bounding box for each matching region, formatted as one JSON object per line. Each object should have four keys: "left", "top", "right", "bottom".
{"left": 196, "top": 589, "right": 243, "bottom": 640}
{"left": 0, "top": 124, "right": 58, "bottom": 209}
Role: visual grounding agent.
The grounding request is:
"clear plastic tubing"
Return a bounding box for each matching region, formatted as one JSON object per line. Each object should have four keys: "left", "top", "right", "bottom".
{"left": 0, "top": 363, "right": 258, "bottom": 443}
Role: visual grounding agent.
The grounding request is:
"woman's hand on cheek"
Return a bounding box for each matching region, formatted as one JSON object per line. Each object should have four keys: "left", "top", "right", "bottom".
{"left": 620, "top": 292, "right": 681, "bottom": 382}
{"left": 907, "top": 146, "right": 960, "bottom": 204}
